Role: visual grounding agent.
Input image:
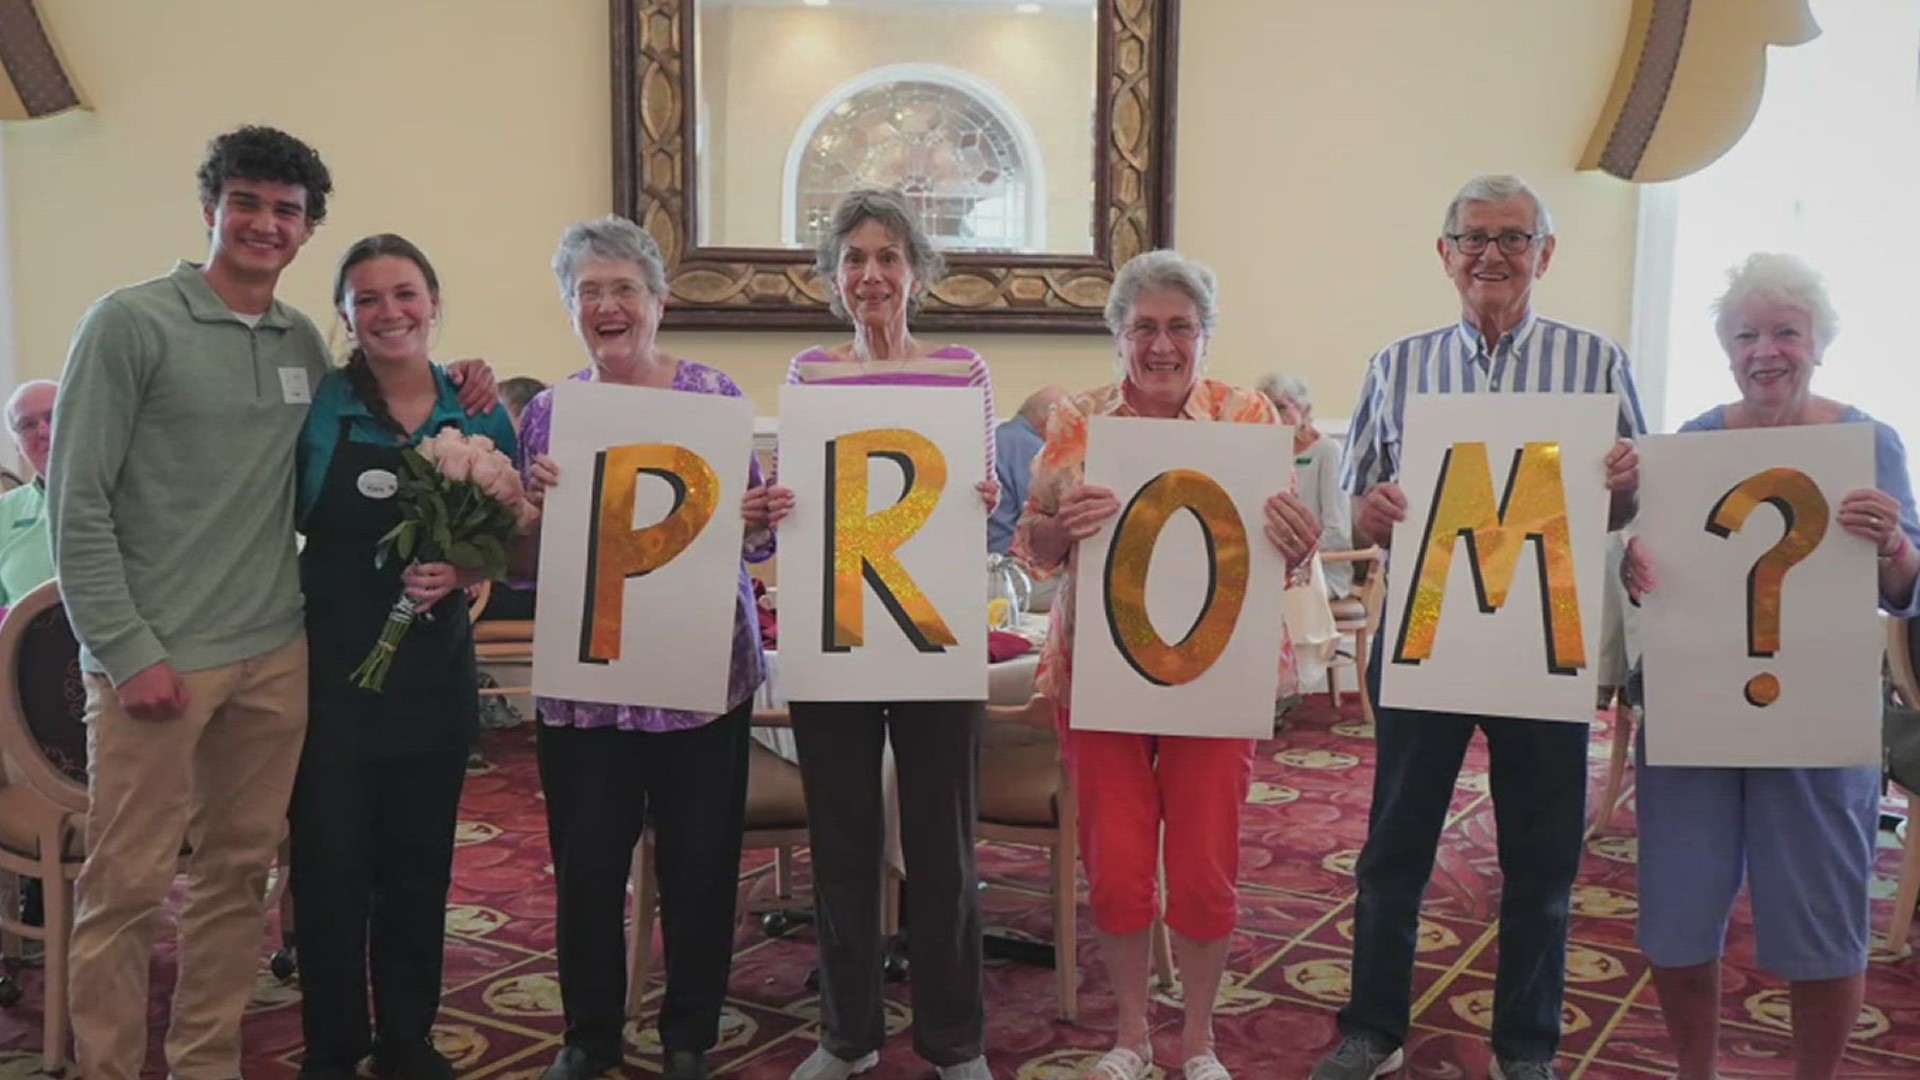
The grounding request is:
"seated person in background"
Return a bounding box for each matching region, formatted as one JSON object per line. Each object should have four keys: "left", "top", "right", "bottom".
{"left": 1257, "top": 372, "right": 1353, "bottom": 597}
{"left": 475, "top": 375, "right": 548, "bottom": 622}
{"left": 0, "top": 379, "right": 57, "bottom": 616}
{"left": 500, "top": 375, "right": 546, "bottom": 431}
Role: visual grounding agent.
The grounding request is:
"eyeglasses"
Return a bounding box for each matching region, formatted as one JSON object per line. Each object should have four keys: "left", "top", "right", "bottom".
{"left": 1447, "top": 230, "right": 1543, "bottom": 256}
{"left": 1123, "top": 321, "right": 1201, "bottom": 343}
{"left": 573, "top": 280, "right": 647, "bottom": 307}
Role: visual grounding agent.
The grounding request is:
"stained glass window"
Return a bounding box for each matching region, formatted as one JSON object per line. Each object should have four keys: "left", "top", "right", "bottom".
{"left": 793, "top": 78, "right": 1036, "bottom": 252}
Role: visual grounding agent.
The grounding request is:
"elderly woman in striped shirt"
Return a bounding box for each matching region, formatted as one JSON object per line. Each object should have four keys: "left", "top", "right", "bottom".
{"left": 761, "top": 188, "right": 997, "bottom": 1080}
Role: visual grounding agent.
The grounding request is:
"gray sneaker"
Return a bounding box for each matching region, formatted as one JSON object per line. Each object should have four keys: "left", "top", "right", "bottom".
{"left": 1488, "top": 1059, "right": 1560, "bottom": 1080}
{"left": 788, "top": 1047, "right": 879, "bottom": 1080}
{"left": 1308, "top": 1036, "right": 1404, "bottom": 1080}
{"left": 935, "top": 1057, "right": 992, "bottom": 1080}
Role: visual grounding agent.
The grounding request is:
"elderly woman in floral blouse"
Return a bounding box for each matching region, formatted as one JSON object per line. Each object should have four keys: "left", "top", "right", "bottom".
{"left": 1015, "top": 250, "right": 1320, "bottom": 1080}
{"left": 512, "top": 215, "right": 786, "bottom": 1080}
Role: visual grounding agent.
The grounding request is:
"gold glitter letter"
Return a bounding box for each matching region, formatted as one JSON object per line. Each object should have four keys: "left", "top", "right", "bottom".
{"left": 1102, "top": 469, "right": 1251, "bottom": 686}
{"left": 824, "top": 429, "right": 957, "bottom": 652}
{"left": 1391, "top": 442, "right": 1587, "bottom": 674}
{"left": 579, "top": 444, "right": 720, "bottom": 664}
{"left": 1705, "top": 467, "right": 1827, "bottom": 707}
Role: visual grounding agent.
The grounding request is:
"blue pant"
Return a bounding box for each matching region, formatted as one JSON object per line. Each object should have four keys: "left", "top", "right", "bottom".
{"left": 1336, "top": 636, "right": 1590, "bottom": 1062}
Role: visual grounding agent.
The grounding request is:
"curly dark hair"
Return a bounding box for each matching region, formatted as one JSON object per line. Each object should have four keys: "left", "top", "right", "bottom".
{"left": 333, "top": 234, "right": 442, "bottom": 438}
{"left": 196, "top": 125, "right": 334, "bottom": 224}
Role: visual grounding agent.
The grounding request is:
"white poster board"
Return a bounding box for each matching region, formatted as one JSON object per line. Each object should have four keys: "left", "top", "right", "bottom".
{"left": 1637, "top": 422, "right": 1879, "bottom": 766}
{"left": 777, "top": 384, "right": 988, "bottom": 701}
{"left": 1379, "top": 393, "right": 1617, "bottom": 723}
{"left": 1068, "top": 416, "right": 1294, "bottom": 739}
{"left": 531, "top": 381, "right": 753, "bottom": 713}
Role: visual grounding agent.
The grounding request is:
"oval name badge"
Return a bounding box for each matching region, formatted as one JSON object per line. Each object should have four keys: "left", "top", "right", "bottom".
{"left": 357, "top": 469, "right": 399, "bottom": 499}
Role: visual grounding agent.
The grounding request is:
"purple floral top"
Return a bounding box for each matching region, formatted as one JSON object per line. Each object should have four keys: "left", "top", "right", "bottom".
{"left": 517, "top": 361, "right": 772, "bottom": 732}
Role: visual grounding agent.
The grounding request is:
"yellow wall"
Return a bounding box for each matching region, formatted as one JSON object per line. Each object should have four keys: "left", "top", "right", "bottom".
{"left": 5, "top": 0, "right": 1637, "bottom": 423}
{"left": 700, "top": 4, "right": 1096, "bottom": 253}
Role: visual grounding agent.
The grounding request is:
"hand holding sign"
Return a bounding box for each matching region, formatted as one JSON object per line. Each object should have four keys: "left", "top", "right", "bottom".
{"left": 1637, "top": 422, "right": 1880, "bottom": 766}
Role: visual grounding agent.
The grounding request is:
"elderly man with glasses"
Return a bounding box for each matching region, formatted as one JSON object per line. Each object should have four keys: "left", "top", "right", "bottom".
{"left": 1310, "top": 175, "right": 1646, "bottom": 1080}
{"left": 0, "top": 380, "right": 58, "bottom": 615}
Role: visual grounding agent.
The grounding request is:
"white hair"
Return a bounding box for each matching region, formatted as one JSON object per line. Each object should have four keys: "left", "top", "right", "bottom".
{"left": 5, "top": 379, "right": 56, "bottom": 423}
{"left": 1104, "top": 249, "right": 1220, "bottom": 337}
{"left": 1711, "top": 252, "right": 1839, "bottom": 355}
{"left": 1441, "top": 174, "right": 1555, "bottom": 238}
{"left": 1255, "top": 372, "right": 1311, "bottom": 410}
{"left": 551, "top": 215, "right": 667, "bottom": 307}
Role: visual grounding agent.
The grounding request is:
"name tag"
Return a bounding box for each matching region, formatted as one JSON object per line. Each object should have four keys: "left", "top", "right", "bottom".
{"left": 279, "top": 368, "right": 312, "bottom": 405}
{"left": 357, "top": 469, "right": 398, "bottom": 499}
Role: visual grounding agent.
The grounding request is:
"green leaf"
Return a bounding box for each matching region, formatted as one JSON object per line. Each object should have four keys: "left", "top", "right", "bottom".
{"left": 448, "top": 540, "right": 482, "bottom": 568}
{"left": 397, "top": 523, "right": 418, "bottom": 560}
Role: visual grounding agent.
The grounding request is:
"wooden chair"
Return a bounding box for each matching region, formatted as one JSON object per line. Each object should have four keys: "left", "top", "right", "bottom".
{"left": 1320, "top": 547, "right": 1386, "bottom": 720}
{"left": 0, "top": 582, "right": 299, "bottom": 1069}
{"left": 469, "top": 581, "right": 534, "bottom": 698}
{"left": 1882, "top": 614, "right": 1920, "bottom": 952}
{"left": 0, "top": 582, "right": 90, "bottom": 1070}
{"left": 976, "top": 694, "right": 1173, "bottom": 1021}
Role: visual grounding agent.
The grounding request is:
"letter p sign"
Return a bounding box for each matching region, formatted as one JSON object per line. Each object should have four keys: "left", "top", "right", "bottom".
{"left": 580, "top": 444, "right": 719, "bottom": 664}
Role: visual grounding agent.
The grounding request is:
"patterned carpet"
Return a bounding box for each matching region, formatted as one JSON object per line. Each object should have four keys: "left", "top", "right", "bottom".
{"left": 2, "top": 697, "right": 1918, "bottom": 1078}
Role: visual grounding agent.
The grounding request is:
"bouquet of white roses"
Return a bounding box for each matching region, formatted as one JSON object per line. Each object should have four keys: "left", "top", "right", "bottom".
{"left": 351, "top": 428, "right": 540, "bottom": 691}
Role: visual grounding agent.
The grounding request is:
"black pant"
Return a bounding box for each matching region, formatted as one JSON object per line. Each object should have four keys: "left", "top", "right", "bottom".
{"left": 536, "top": 705, "right": 750, "bottom": 1057}
{"left": 289, "top": 738, "right": 470, "bottom": 1068}
{"left": 789, "top": 700, "right": 983, "bottom": 1067}
{"left": 1337, "top": 635, "right": 1589, "bottom": 1062}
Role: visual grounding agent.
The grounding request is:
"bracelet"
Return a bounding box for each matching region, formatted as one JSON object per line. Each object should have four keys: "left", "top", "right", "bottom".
{"left": 1881, "top": 536, "right": 1909, "bottom": 563}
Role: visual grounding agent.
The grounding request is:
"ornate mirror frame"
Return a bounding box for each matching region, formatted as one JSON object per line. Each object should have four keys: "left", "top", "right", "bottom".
{"left": 610, "top": 0, "right": 1181, "bottom": 333}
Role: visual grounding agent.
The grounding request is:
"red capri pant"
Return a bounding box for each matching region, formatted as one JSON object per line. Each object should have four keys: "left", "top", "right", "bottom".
{"left": 1059, "top": 708, "right": 1255, "bottom": 941}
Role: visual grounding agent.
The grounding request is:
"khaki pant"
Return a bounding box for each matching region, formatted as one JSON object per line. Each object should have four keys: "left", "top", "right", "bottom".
{"left": 69, "top": 636, "right": 309, "bottom": 1080}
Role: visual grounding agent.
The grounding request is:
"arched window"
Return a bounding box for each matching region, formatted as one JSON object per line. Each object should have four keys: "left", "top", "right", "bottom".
{"left": 784, "top": 63, "right": 1047, "bottom": 253}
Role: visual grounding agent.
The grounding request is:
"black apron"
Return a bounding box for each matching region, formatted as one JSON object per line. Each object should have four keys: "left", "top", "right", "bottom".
{"left": 300, "top": 416, "right": 478, "bottom": 763}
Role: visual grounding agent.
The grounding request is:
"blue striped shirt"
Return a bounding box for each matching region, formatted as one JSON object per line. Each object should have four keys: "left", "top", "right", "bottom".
{"left": 1340, "top": 312, "right": 1649, "bottom": 496}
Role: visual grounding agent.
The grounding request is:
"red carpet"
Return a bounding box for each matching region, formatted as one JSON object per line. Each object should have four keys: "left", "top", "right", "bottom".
{"left": 2, "top": 698, "right": 1918, "bottom": 1078}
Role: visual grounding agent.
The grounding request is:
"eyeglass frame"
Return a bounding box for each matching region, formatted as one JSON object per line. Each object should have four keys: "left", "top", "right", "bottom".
{"left": 1121, "top": 320, "right": 1204, "bottom": 343}
{"left": 1444, "top": 229, "right": 1547, "bottom": 257}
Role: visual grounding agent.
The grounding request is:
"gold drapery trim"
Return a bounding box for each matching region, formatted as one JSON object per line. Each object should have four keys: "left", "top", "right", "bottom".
{"left": 0, "top": 0, "right": 86, "bottom": 120}
{"left": 1580, "top": 0, "right": 1818, "bottom": 182}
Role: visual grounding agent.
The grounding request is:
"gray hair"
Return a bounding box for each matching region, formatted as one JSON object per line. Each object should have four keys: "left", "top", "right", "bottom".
{"left": 5, "top": 379, "right": 56, "bottom": 423}
{"left": 1711, "top": 251, "right": 1840, "bottom": 355}
{"left": 814, "top": 188, "right": 946, "bottom": 320}
{"left": 1255, "top": 372, "right": 1311, "bottom": 410}
{"left": 552, "top": 215, "right": 668, "bottom": 307}
{"left": 1103, "top": 249, "right": 1221, "bottom": 337}
{"left": 1441, "top": 174, "right": 1555, "bottom": 238}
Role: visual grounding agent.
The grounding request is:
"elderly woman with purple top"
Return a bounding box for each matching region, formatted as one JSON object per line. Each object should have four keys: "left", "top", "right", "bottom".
{"left": 511, "top": 215, "right": 786, "bottom": 1080}
{"left": 759, "top": 188, "right": 996, "bottom": 1080}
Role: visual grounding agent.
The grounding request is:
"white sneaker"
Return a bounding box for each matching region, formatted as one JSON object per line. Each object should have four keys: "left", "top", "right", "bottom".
{"left": 937, "top": 1057, "right": 992, "bottom": 1080}
{"left": 789, "top": 1046, "right": 880, "bottom": 1080}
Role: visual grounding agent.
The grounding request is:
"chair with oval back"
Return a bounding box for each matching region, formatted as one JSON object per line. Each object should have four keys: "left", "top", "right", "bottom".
{"left": 0, "top": 580, "right": 91, "bottom": 1070}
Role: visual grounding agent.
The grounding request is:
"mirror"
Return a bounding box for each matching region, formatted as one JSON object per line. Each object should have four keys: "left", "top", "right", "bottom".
{"left": 695, "top": 0, "right": 1099, "bottom": 256}
{"left": 612, "top": 0, "right": 1181, "bottom": 332}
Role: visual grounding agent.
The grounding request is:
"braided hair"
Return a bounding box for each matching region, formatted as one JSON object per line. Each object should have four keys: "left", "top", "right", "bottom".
{"left": 333, "top": 233, "right": 442, "bottom": 440}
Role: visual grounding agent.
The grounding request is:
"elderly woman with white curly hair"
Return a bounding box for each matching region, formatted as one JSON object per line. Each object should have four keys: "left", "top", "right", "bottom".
{"left": 513, "top": 215, "right": 782, "bottom": 1080}
{"left": 1623, "top": 252, "right": 1920, "bottom": 1080}
{"left": 1014, "top": 249, "right": 1321, "bottom": 1080}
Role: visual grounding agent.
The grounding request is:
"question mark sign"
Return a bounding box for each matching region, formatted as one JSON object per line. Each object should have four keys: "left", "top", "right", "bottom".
{"left": 1705, "top": 467, "right": 1828, "bottom": 707}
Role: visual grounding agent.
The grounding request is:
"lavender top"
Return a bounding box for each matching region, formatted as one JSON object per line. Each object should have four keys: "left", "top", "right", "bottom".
{"left": 785, "top": 344, "right": 997, "bottom": 475}
{"left": 517, "top": 361, "right": 772, "bottom": 732}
